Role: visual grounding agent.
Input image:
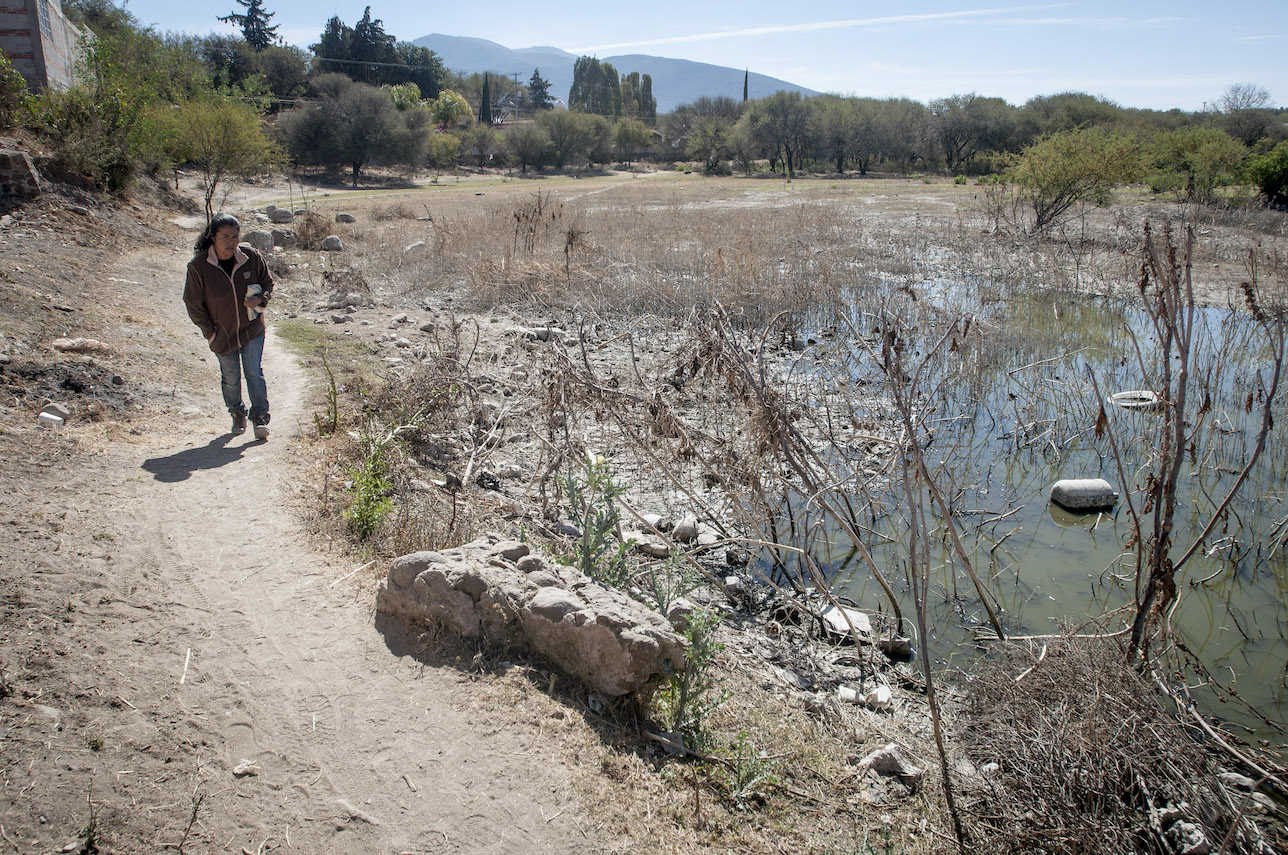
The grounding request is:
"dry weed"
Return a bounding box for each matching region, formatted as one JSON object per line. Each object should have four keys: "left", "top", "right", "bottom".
{"left": 957, "top": 637, "right": 1281, "bottom": 855}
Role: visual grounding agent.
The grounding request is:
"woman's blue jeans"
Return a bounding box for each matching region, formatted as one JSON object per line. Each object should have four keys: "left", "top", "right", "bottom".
{"left": 217, "top": 333, "right": 269, "bottom": 419}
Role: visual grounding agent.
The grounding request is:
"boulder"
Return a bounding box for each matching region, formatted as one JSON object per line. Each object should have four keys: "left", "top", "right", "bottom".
{"left": 820, "top": 604, "right": 873, "bottom": 642}
{"left": 321, "top": 235, "right": 344, "bottom": 252}
{"left": 855, "top": 743, "right": 923, "bottom": 789}
{"left": 378, "top": 534, "right": 685, "bottom": 696}
{"left": 0, "top": 150, "right": 43, "bottom": 198}
{"left": 51, "top": 337, "right": 108, "bottom": 354}
{"left": 270, "top": 228, "right": 295, "bottom": 247}
{"left": 244, "top": 230, "right": 274, "bottom": 253}
{"left": 268, "top": 208, "right": 295, "bottom": 224}
{"left": 671, "top": 514, "right": 699, "bottom": 543}
{"left": 335, "top": 212, "right": 356, "bottom": 223}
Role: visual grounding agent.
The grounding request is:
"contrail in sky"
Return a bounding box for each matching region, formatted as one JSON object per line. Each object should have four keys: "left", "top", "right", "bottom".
{"left": 566, "top": 4, "right": 1073, "bottom": 53}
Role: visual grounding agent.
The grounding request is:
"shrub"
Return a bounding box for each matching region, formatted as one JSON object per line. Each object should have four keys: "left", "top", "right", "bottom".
{"left": 1248, "top": 140, "right": 1288, "bottom": 205}
{"left": 559, "top": 452, "right": 635, "bottom": 587}
{"left": 994, "top": 127, "right": 1142, "bottom": 234}
{"left": 344, "top": 438, "right": 394, "bottom": 540}
{"left": 655, "top": 608, "right": 727, "bottom": 750}
{"left": 34, "top": 86, "right": 139, "bottom": 193}
{"left": 1148, "top": 126, "right": 1247, "bottom": 204}
{"left": 0, "top": 50, "right": 32, "bottom": 130}
{"left": 426, "top": 132, "right": 460, "bottom": 171}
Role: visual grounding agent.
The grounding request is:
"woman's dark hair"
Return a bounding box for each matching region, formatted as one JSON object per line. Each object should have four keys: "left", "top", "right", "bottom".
{"left": 194, "top": 213, "right": 241, "bottom": 255}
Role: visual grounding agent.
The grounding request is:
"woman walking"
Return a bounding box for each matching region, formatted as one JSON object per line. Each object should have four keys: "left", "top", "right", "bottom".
{"left": 183, "top": 214, "right": 275, "bottom": 439}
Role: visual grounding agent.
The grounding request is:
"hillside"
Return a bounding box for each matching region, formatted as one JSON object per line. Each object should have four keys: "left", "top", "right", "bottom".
{"left": 412, "top": 33, "right": 819, "bottom": 112}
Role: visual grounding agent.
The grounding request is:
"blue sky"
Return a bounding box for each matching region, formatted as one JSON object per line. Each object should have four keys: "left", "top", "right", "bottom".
{"left": 116, "top": 0, "right": 1285, "bottom": 111}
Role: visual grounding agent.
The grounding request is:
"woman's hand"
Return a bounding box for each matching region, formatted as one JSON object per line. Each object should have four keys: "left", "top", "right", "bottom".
{"left": 243, "top": 296, "right": 266, "bottom": 309}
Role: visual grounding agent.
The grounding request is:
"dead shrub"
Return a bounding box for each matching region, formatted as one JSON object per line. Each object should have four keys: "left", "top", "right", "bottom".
{"left": 957, "top": 637, "right": 1281, "bottom": 855}
{"left": 293, "top": 210, "right": 331, "bottom": 250}
{"left": 371, "top": 201, "right": 418, "bottom": 221}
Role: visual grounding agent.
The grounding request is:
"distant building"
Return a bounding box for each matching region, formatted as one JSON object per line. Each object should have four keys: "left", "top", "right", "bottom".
{"left": 1, "top": 0, "right": 91, "bottom": 92}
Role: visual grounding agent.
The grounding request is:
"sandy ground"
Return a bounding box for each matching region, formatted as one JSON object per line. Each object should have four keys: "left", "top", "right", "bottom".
{"left": 0, "top": 209, "right": 598, "bottom": 854}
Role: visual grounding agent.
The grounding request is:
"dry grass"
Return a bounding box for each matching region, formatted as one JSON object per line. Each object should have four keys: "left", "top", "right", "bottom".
{"left": 957, "top": 637, "right": 1282, "bottom": 855}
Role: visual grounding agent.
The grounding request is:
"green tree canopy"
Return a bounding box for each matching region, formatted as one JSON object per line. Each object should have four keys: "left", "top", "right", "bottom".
{"left": 1000, "top": 127, "right": 1142, "bottom": 233}
{"left": 163, "top": 97, "right": 281, "bottom": 218}
{"left": 527, "top": 68, "right": 553, "bottom": 111}
{"left": 218, "top": 0, "right": 279, "bottom": 51}
{"left": 277, "top": 73, "right": 429, "bottom": 184}
{"left": 1149, "top": 126, "right": 1247, "bottom": 203}
{"left": 479, "top": 73, "right": 492, "bottom": 124}
{"left": 745, "top": 90, "right": 810, "bottom": 176}
{"left": 615, "top": 118, "right": 652, "bottom": 163}
{"left": 537, "top": 110, "right": 592, "bottom": 168}
{"left": 429, "top": 89, "right": 470, "bottom": 128}
{"left": 504, "top": 123, "right": 550, "bottom": 173}
{"left": 1247, "top": 140, "right": 1288, "bottom": 205}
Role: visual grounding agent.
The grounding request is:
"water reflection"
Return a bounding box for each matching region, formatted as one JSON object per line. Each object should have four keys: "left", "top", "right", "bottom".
{"left": 757, "top": 286, "right": 1287, "bottom": 746}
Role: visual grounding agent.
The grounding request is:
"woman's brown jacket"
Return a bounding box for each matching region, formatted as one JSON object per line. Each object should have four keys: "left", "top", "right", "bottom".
{"left": 183, "top": 244, "right": 274, "bottom": 357}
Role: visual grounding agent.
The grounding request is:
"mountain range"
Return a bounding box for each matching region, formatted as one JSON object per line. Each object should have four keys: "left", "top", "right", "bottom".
{"left": 410, "top": 34, "right": 819, "bottom": 114}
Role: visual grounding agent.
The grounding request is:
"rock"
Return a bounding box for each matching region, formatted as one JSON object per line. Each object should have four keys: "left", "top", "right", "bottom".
{"left": 510, "top": 326, "right": 565, "bottom": 344}
{"left": 68, "top": 204, "right": 89, "bottom": 216}
{"left": 634, "top": 538, "right": 671, "bottom": 559}
{"left": 723, "top": 575, "right": 748, "bottom": 600}
{"left": 666, "top": 597, "right": 696, "bottom": 630}
{"left": 335, "top": 212, "right": 356, "bottom": 223}
{"left": 672, "top": 514, "right": 699, "bottom": 543}
{"left": 51, "top": 337, "right": 108, "bottom": 354}
{"left": 270, "top": 228, "right": 294, "bottom": 247}
{"left": 321, "top": 235, "right": 344, "bottom": 252}
{"left": 640, "top": 513, "right": 664, "bottom": 530}
{"left": 268, "top": 208, "right": 294, "bottom": 224}
{"left": 837, "top": 683, "right": 893, "bottom": 711}
{"left": 324, "top": 292, "right": 364, "bottom": 310}
{"left": 878, "top": 635, "right": 915, "bottom": 660}
{"left": 391, "top": 313, "right": 409, "bottom": 325}
{"left": 0, "top": 149, "right": 43, "bottom": 198}
{"left": 1170, "top": 821, "right": 1210, "bottom": 855}
{"left": 330, "top": 314, "right": 354, "bottom": 324}
{"left": 1217, "top": 772, "right": 1257, "bottom": 790}
{"left": 378, "top": 534, "right": 685, "bottom": 696}
{"left": 232, "top": 759, "right": 260, "bottom": 777}
{"left": 856, "top": 743, "right": 923, "bottom": 789}
{"left": 244, "top": 229, "right": 273, "bottom": 252}
{"left": 264, "top": 204, "right": 277, "bottom": 214}
{"left": 41, "top": 402, "right": 71, "bottom": 420}
{"left": 820, "top": 605, "right": 873, "bottom": 642}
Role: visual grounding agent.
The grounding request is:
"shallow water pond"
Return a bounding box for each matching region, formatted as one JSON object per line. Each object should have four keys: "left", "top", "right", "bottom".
{"left": 763, "top": 285, "right": 1287, "bottom": 748}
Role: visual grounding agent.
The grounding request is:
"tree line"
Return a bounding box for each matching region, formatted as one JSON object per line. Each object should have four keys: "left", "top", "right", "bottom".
{"left": 0, "top": 0, "right": 1283, "bottom": 210}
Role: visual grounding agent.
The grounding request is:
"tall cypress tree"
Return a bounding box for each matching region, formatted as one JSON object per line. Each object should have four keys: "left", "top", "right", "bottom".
{"left": 743, "top": 69, "right": 748, "bottom": 102}
{"left": 479, "top": 73, "right": 492, "bottom": 124}
{"left": 218, "top": 0, "right": 279, "bottom": 51}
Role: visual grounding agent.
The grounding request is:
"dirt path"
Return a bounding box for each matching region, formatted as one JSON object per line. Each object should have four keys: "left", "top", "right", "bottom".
{"left": 1, "top": 240, "right": 595, "bottom": 853}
